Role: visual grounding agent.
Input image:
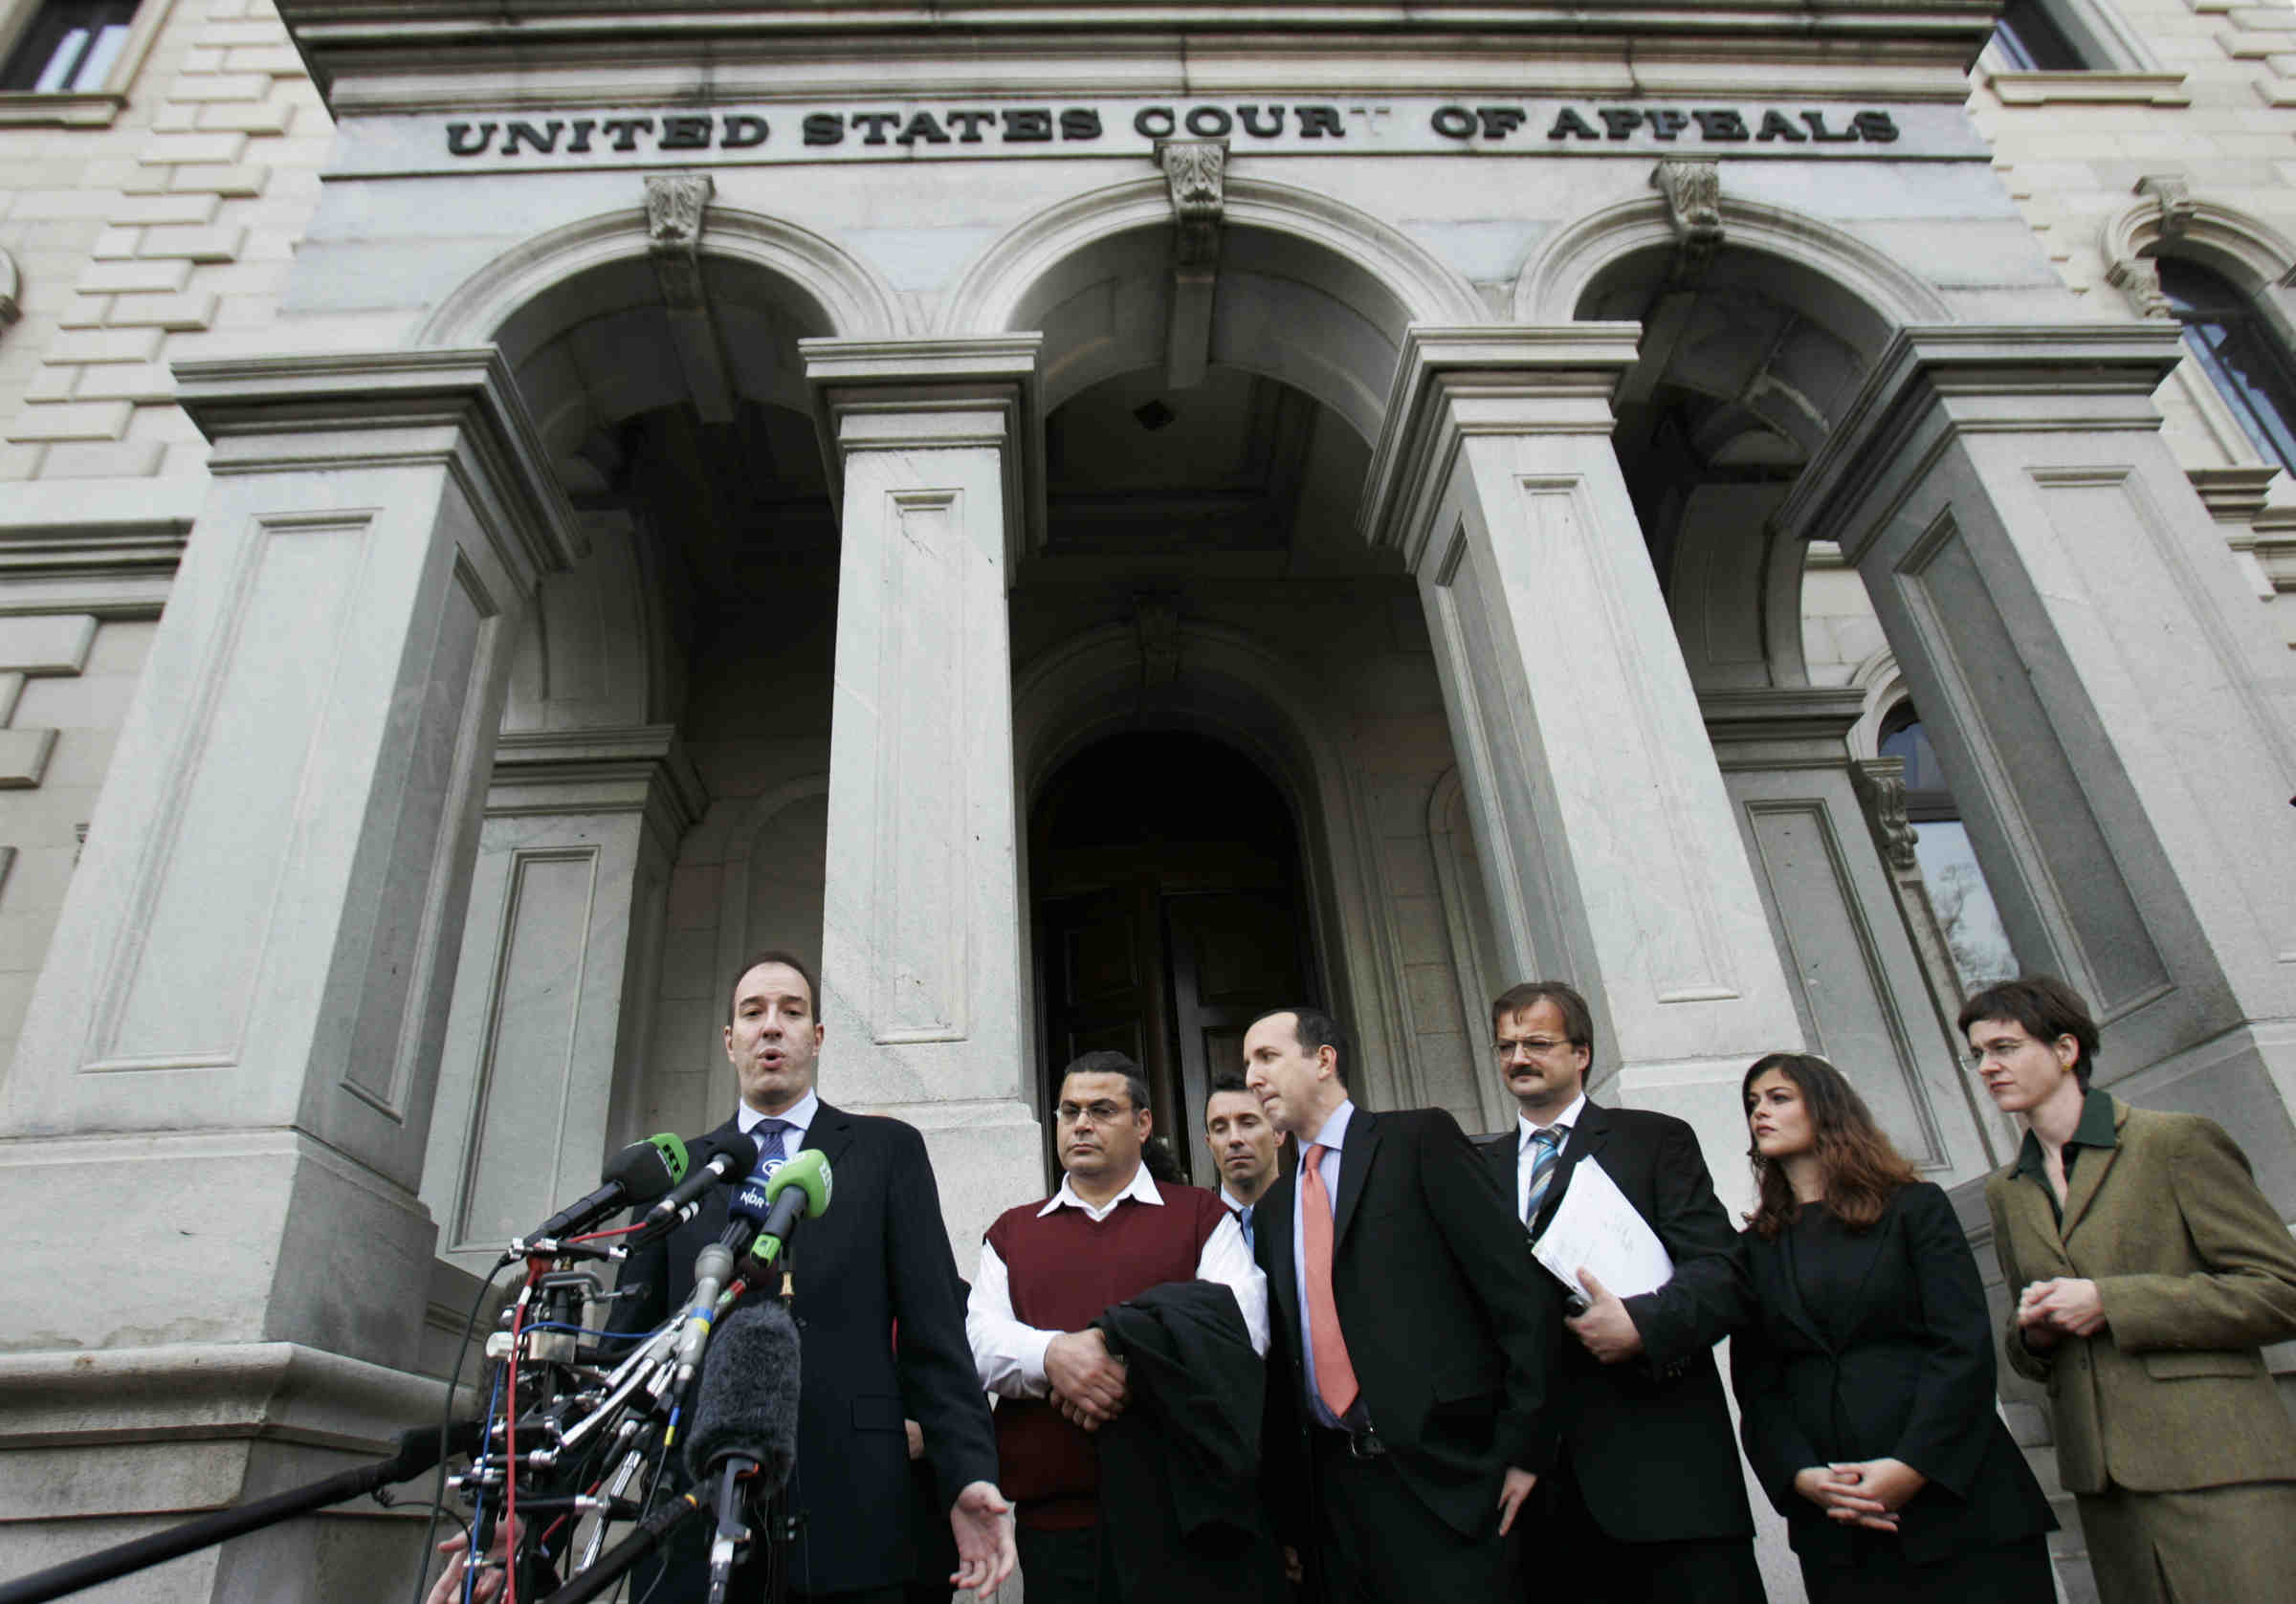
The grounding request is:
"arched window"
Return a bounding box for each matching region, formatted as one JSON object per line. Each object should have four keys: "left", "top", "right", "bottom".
{"left": 1878, "top": 703, "right": 2018, "bottom": 988}
{"left": 2158, "top": 255, "right": 2296, "bottom": 475}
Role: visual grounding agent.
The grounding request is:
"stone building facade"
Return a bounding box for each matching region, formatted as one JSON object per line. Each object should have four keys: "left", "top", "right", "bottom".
{"left": 0, "top": 2, "right": 2291, "bottom": 1599}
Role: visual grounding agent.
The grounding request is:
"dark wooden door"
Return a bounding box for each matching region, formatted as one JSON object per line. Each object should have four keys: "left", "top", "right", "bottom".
{"left": 1165, "top": 890, "right": 1309, "bottom": 1173}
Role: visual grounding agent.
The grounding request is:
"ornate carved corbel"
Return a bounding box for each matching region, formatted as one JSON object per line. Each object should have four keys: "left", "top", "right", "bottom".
{"left": 643, "top": 174, "right": 735, "bottom": 422}
{"left": 1133, "top": 593, "right": 1181, "bottom": 690}
{"left": 2135, "top": 173, "right": 2197, "bottom": 240}
{"left": 1651, "top": 159, "right": 1723, "bottom": 284}
{"left": 2106, "top": 254, "right": 2174, "bottom": 319}
{"left": 1156, "top": 139, "right": 1226, "bottom": 390}
{"left": 1848, "top": 757, "right": 1919, "bottom": 875}
{"left": 1159, "top": 139, "right": 1226, "bottom": 267}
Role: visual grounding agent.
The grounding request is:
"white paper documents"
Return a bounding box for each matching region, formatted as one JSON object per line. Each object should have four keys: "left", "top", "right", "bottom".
{"left": 1531, "top": 1156, "right": 1674, "bottom": 1306}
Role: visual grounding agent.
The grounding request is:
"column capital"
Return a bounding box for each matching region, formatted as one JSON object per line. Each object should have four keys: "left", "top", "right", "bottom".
{"left": 488, "top": 722, "right": 706, "bottom": 858}
{"left": 171, "top": 346, "right": 584, "bottom": 594}
{"left": 1774, "top": 322, "right": 2186, "bottom": 556}
{"left": 1699, "top": 686, "right": 1866, "bottom": 771}
{"left": 800, "top": 334, "right": 1044, "bottom": 562}
{"left": 1362, "top": 322, "right": 1644, "bottom": 561}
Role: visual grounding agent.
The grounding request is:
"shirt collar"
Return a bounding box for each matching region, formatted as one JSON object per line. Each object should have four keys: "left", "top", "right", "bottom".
{"left": 1307, "top": 1099, "right": 1356, "bottom": 1154}
{"left": 2013, "top": 1087, "right": 2117, "bottom": 1181}
{"left": 1519, "top": 1091, "right": 1586, "bottom": 1149}
{"left": 738, "top": 1088, "right": 819, "bottom": 1139}
{"left": 1040, "top": 1161, "right": 1161, "bottom": 1220}
{"left": 1219, "top": 1185, "right": 1252, "bottom": 1213}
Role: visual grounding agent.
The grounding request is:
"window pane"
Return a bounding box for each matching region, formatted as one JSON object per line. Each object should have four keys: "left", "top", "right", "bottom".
{"left": 2161, "top": 257, "right": 2296, "bottom": 474}
{"left": 1994, "top": 0, "right": 2088, "bottom": 70}
{"left": 3, "top": 2, "right": 141, "bottom": 93}
{"left": 29, "top": 28, "right": 92, "bottom": 92}
{"left": 1910, "top": 822, "right": 2020, "bottom": 989}
{"left": 71, "top": 22, "right": 130, "bottom": 89}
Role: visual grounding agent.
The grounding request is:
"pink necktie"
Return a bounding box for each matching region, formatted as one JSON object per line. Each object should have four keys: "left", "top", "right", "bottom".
{"left": 1301, "top": 1143, "right": 1360, "bottom": 1419}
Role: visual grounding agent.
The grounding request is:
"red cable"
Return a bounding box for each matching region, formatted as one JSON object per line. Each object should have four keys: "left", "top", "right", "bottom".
{"left": 565, "top": 1221, "right": 646, "bottom": 1243}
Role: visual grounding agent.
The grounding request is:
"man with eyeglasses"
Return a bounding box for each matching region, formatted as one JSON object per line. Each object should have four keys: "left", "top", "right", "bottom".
{"left": 1480, "top": 980, "right": 1764, "bottom": 1604}
{"left": 966, "top": 1050, "right": 1271, "bottom": 1603}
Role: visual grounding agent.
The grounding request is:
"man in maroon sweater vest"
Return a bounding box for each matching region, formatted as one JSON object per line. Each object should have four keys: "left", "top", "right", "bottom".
{"left": 966, "top": 1050, "right": 1270, "bottom": 1602}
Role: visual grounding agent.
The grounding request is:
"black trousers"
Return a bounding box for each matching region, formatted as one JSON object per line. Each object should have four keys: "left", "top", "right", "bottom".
{"left": 1304, "top": 1432, "right": 1517, "bottom": 1604}
{"left": 1524, "top": 1454, "right": 1768, "bottom": 1604}
{"left": 1016, "top": 1523, "right": 1118, "bottom": 1604}
{"left": 1800, "top": 1532, "right": 2053, "bottom": 1604}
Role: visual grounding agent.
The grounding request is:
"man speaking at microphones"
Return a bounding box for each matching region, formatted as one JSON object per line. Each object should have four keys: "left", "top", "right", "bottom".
{"left": 618, "top": 949, "right": 1015, "bottom": 1602}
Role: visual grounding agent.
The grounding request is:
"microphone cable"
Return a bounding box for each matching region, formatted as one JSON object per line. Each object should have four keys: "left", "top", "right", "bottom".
{"left": 412, "top": 1249, "right": 518, "bottom": 1604}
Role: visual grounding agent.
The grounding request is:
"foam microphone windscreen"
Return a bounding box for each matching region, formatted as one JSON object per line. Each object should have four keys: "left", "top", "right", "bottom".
{"left": 684, "top": 1296, "right": 802, "bottom": 1492}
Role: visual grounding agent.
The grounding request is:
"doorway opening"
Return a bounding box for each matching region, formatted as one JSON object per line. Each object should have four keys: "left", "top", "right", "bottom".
{"left": 1029, "top": 731, "right": 1319, "bottom": 1185}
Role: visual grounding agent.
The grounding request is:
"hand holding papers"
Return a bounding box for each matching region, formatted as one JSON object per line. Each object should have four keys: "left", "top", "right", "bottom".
{"left": 1531, "top": 1155, "right": 1672, "bottom": 1311}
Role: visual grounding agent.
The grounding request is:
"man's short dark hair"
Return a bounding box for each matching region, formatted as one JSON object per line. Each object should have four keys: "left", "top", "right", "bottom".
{"left": 1207, "top": 1070, "right": 1251, "bottom": 1099}
{"left": 1491, "top": 980, "right": 1594, "bottom": 1059}
{"left": 1957, "top": 975, "right": 2100, "bottom": 1091}
{"left": 727, "top": 948, "right": 819, "bottom": 1022}
{"left": 1251, "top": 1006, "right": 1349, "bottom": 1086}
{"left": 1063, "top": 1049, "right": 1151, "bottom": 1116}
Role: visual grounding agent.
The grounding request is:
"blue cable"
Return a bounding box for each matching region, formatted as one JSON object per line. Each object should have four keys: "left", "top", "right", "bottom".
{"left": 462, "top": 1364, "right": 505, "bottom": 1604}
{"left": 525, "top": 1322, "right": 658, "bottom": 1340}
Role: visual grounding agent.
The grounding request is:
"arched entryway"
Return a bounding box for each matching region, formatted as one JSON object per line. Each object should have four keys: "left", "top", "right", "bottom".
{"left": 1030, "top": 731, "right": 1318, "bottom": 1185}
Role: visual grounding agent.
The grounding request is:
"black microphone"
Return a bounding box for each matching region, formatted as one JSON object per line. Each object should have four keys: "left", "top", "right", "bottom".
{"left": 517, "top": 1134, "right": 690, "bottom": 1249}
{"left": 682, "top": 1298, "right": 802, "bottom": 1604}
{"left": 629, "top": 1132, "right": 761, "bottom": 1246}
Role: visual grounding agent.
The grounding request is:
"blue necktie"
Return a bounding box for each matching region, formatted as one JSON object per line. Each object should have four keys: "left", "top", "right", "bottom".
{"left": 754, "top": 1118, "right": 793, "bottom": 1167}
{"left": 1235, "top": 1203, "right": 1254, "bottom": 1253}
{"left": 1524, "top": 1128, "right": 1563, "bottom": 1226}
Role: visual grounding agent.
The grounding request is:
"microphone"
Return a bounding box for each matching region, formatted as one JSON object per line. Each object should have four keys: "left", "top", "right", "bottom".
{"left": 743, "top": 1149, "right": 833, "bottom": 1268}
{"left": 629, "top": 1132, "right": 762, "bottom": 1246}
{"left": 518, "top": 1134, "right": 690, "bottom": 1248}
{"left": 682, "top": 1298, "right": 802, "bottom": 1604}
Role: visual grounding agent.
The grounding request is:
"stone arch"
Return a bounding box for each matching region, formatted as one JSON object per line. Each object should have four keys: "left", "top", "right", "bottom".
{"left": 1513, "top": 191, "right": 1954, "bottom": 332}
{"left": 413, "top": 201, "right": 907, "bottom": 353}
{"left": 1540, "top": 202, "right": 1937, "bottom": 692}
{"left": 1011, "top": 618, "right": 1428, "bottom": 1110}
{"left": 2100, "top": 185, "right": 2296, "bottom": 312}
{"left": 940, "top": 174, "right": 1485, "bottom": 440}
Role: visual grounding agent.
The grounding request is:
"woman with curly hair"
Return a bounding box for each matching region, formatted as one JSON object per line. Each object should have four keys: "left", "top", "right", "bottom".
{"left": 1730, "top": 1052, "right": 2055, "bottom": 1603}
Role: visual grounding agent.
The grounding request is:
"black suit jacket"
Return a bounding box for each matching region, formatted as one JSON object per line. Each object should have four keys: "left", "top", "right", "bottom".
{"left": 617, "top": 1104, "right": 997, "bottom": 1595}
{"left": 1481, "top": 1101, "right": 1755, "bottom": 1543}
{"left": 1255, "top": 1104, "right": 1561, "bottom": 1543}
{"left": 1731, "top": 1181, "right": 2055, "bottom": 1569}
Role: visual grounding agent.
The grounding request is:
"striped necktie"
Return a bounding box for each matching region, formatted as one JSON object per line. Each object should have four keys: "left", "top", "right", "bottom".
{"left": 1524, "top": 1127, "right": 1564, "bottom": 1226}
{"left": 754, "top": 1118, "right": 793, "bottom": 1166}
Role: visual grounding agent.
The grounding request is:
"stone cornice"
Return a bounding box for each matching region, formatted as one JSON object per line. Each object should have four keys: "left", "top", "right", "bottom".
{"left": 1700, "top": 685, "right": 1866, "bottom": 768}
{"left": 1771, "top": 323, "right": 2188, "bottom": 557}
{"left": 278, "top": 2, "right": 2001, "bottom": 104}
{"left": 489, "top": 723, "right": 708, "bottom": 852}
{"left": 1360, "top": 322, "right": 1643, "bottom": 569}
{"left": 172, "top": 348, "right": 585, "bottom": 592}
{"left": 802, "top": 334, "right": 1045, "bottom": 562}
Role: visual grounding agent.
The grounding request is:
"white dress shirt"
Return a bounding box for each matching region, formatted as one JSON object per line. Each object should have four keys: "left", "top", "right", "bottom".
{"left": 1516, "top": 1090, "right": 1586, "bottom": 1220}
{"left": 1290, "top": 1099, "right": 1358, "bottom": 1428}
{"left": 737, "top": 1088, "right": 819, "bottom": 1153}
{"left": 967, "top": 1164, "right": 1269, "bottom": 1398}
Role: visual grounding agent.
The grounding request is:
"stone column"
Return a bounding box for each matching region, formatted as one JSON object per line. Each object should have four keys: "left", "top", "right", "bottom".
{"left": 802, "top": 336, "right": 1047, "bottom": 1263}
{"left": 422, "top": 723, "right": 703, "bottom": 1278}
{"left": 0, "top": 350, "right": 578, "bottom": 1594}
{"left": 1702, "top": 688, "right": 2008, "bottom": 1180}
{"left": 1363, "top": 326, "right": 1807, "bottom": 1175}
{"left": 1776, "top": 326, "right": 2296, "bottom": 1163}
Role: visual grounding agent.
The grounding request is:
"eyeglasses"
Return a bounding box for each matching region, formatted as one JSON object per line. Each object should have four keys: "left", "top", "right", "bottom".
{"left": 1056, "top": 1100, "right": 1134, "bottom": 1126}
{"left": 1491, "top": 1037, "right": 1578, "bottom": 1062}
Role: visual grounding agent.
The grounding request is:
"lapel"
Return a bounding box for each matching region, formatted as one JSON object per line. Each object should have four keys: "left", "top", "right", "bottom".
{"left": 2059, "top": 1100, "right": 2126, "bottom": 1241}
{"left": 1483, "top": 1132, "right": 1519, "bottom": 1226}
{"left": 801, "top": 1098, "right": 856, "bottom": 1171}
{"left": 1755, "top": 1227, "right": 1832, "bottom": 1353}
{"left": 1816, "top": 1204, "right": 1894, "bottom": 1352}
{"left": 1333, "top": 1108, "right": 1380, "bottom": 1250}
{"left": 1998, "top": 1159, "right": 2068, "bottom": 1264}
{"left": 1263, "top": 1170, "right": 1300, "bottom": 1339}
{"left": 1533, "top": 1099, "right": 1612, "bottom": 1240}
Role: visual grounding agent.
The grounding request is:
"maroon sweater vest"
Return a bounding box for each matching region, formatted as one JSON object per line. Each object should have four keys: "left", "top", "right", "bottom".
{"left": 984, "top": 1183, "right": 1229, "bottom": 1529}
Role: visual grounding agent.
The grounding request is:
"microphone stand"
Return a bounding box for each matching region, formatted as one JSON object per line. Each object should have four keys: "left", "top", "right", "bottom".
{"left": 534, "top": 1490, "right": 706, "bottom": 1604}
{"left": 0, "top": 1426, "right": 477, "bottom": 1604}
